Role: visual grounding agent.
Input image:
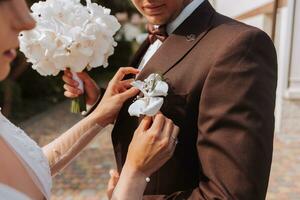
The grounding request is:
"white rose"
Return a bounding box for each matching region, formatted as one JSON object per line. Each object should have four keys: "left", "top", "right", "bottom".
{"left": 19, "top": 0, "right": 120, "bottom": 76}
{"left": 128, "top": 74, "right": 169, "bottom": 117}
{"left": 128, "top": 97, "right": 164, "bottom": 117}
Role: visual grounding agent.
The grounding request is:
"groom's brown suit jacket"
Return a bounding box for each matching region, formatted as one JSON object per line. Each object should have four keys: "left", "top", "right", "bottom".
{"left": 111, "top": 1, "right": 277, "bottom": 199}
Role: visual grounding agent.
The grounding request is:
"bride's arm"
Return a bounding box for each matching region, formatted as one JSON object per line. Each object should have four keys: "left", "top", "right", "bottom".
{"left": 110, "top": 115, "right": 180, "bottom": 200}
{"left": 42, "top": 114, "right": 104, "bottom": 176}
{"left": 42, "top": 67, "right": 140, "bottom": 176}
{"left": 111, "top": 165, "right": 147, "bottom": 200}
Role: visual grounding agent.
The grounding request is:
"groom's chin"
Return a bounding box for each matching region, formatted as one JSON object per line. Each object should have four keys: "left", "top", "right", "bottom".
{"left": 146, "top": 15, "right": 169, "bottom": 25}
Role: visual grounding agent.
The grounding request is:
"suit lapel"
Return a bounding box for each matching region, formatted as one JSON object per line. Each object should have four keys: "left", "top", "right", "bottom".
{"left": 136, "top": 0, "right": 216, "bottom": 81}
{"left": 130, "top": 39, "right": 151, "bottom": 68}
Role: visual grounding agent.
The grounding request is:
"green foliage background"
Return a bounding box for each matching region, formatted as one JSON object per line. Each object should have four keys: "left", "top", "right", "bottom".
{"left": 0, "top": 0, "right": 136, "bottom": 123}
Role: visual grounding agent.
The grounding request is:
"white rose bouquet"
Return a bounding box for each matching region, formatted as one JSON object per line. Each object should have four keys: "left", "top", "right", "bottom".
{"left": 18, "top": 0, "right": 121, "bottom": 113}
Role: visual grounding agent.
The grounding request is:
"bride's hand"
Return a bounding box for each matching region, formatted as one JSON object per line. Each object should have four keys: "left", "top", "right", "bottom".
{"left": 62, "top": 69, "right": 100, "bottom": 106}
{"left": 107, "top": 169, "right": 120, "bottom": 199}
{"left": 108, "top": 114, "right": 180, "bottom": 199}
{"left": 125, "top": 114, "right": 180, "bottom": 177}
{"left": 90, "top": 67, "right": 140, "bottom": 127}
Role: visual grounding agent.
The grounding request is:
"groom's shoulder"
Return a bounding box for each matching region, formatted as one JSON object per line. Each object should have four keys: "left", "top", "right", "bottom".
{"left": 208, "top": 12, "right": 274, "bottom": 47}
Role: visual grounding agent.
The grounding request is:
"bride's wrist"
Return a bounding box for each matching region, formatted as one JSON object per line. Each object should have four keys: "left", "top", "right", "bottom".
{"left": 111, "top": 164, "right": 148, "bottom": 199}
{"left": 122, "top": 163, "right": 149, "bottom": 185}
{"left": 87, "top": 112, "right": 108, "bottom": 127}
{"left": 111, "top": 163, "right": 148, "bottom": 199}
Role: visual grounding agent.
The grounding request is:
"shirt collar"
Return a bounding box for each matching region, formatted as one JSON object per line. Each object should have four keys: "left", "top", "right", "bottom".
{"left": 166, "top": 0, "right": 205, "bottom": 35}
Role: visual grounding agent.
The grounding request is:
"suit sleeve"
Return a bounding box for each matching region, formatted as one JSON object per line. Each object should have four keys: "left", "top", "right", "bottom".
{"left": 192, "top": 28, "right": 278, "bottom": 200}
{"left": 145, "top": 29, "right": 278, "bottom": 200}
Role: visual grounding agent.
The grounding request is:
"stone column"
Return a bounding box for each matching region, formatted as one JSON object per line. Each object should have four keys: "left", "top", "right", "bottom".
{"left": 285, "top": 0, "right": 300, "bottom": 98}
{"left": 276, "top": 0, "right": 300, "bottom": 137}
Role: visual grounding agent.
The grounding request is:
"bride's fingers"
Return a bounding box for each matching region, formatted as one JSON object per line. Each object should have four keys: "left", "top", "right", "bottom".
{"left": 63, "top": 84, "right": 82, "bottom": 95}
{"left": 118, "top": 87, "right": 139, "bottom": 101}
{"left": 120, "top": 78, "right": 135, "bottom": 89}
{"left": 173, "top": 125, "right": 180, "bottom": 138}
{"left": 107, "top": 169, "right": 120, "bottom": 199}
{"left": 117, "top": 85, "right": 127, "bottom": 93}
{"left": 77, "top": 72, "right": 95, "bottom": 85}
{"left": 64, "top": 69, "right": 72, "bottom": 77}
{"left": 62, "top": 74, "right": 79, "bottom": 88}
{"left": 111, "top": 67, "right": 140, "bottom": 84}
{"left": 172, "top": 125, "right": 180, "bottom": 141}
{"left": 136, "top": 116, "right": 152, "bottom": 133}
{"left": 167, "top": 125, "right": 180, "bottom": 154}
{"left": 64, "top": 91, "right": 79, "bottom": 98}
{"left": 161, "top": 118, "right": 174, "bottom": 139}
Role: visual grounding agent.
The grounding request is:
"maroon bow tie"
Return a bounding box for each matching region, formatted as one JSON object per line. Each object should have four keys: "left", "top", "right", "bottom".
{"left": 147, "top": 24, "right": 169, "bottom": 44}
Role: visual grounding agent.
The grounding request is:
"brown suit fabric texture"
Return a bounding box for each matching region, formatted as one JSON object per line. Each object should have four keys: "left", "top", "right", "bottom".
{"left": 111, "top": 1, "right": 278, "bottom": 199}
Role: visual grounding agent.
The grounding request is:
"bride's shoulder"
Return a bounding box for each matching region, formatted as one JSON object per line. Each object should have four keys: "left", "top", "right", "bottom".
{"left": 0, "top": 109, "right": 52, "bottom": 199}
{"left": 0, "top": 183, "right": 31, "bottom": 200}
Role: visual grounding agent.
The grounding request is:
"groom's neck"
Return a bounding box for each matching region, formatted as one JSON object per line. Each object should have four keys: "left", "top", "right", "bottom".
{"left": 167, "top": 0, "right": 193, "bottom": 23}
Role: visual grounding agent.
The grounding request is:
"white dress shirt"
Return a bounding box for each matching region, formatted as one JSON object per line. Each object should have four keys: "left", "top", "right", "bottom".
{"left": 138, "top": 0, "right": 205, "bottom": 71}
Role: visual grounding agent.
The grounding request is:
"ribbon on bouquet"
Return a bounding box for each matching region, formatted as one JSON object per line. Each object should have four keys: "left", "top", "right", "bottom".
{"left": 70, "top": 72, "right": 86, "bottom": 113}
{"left": 71, "top": 71, "right": 84, "bottom": 93}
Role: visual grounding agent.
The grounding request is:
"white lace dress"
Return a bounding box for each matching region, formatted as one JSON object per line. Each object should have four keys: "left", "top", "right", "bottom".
{"left": 0, "top": 109, "right": 52, "bottom": 199}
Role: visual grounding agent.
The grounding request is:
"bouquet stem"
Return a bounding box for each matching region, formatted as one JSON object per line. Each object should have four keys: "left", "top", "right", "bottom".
{"left": 71, "top": 95, "right": 86, "bottom": 114}
{"left": 70, "top": 71, "right": 86, "bottom": 114}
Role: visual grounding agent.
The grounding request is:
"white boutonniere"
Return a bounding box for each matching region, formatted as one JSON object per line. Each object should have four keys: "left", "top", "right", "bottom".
{"left": 128, "top": 73, "right": 169, "bottom": 117}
